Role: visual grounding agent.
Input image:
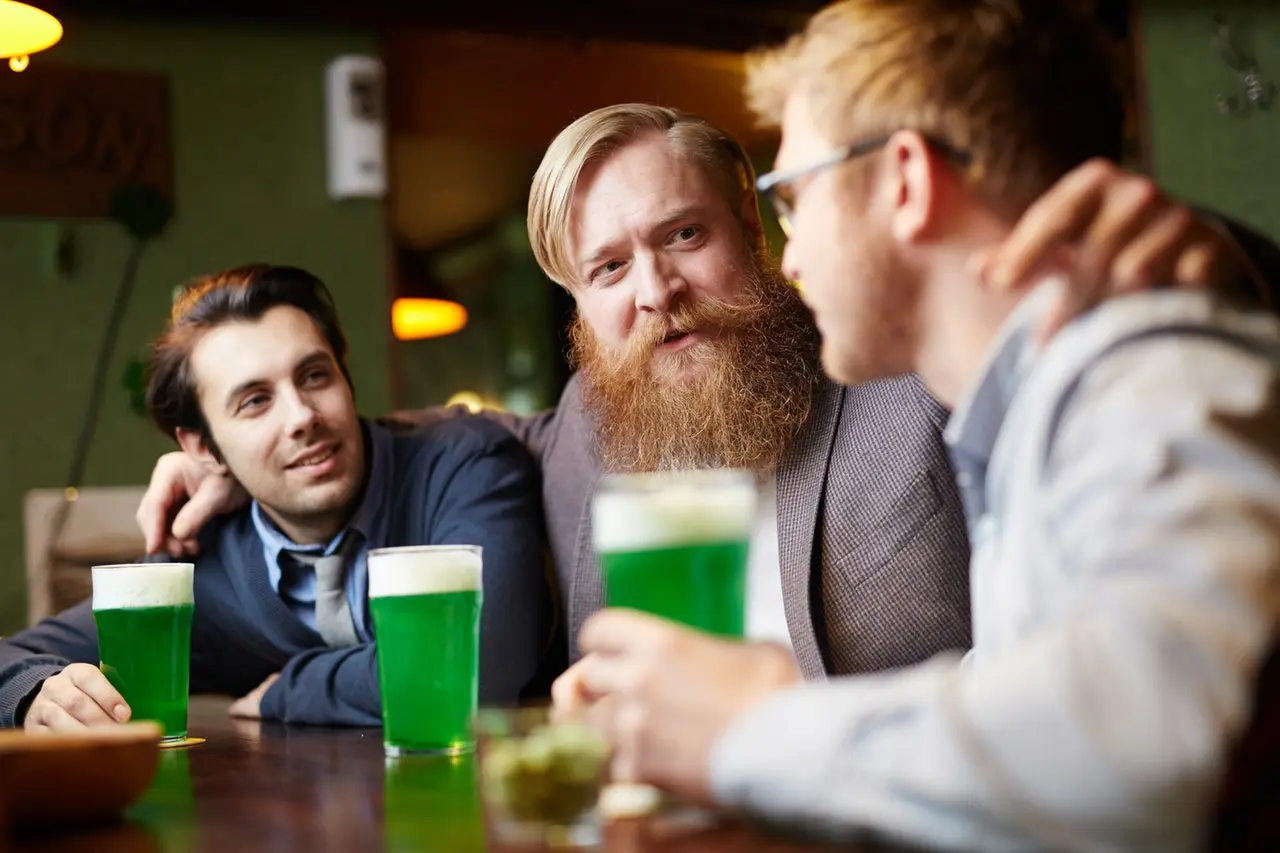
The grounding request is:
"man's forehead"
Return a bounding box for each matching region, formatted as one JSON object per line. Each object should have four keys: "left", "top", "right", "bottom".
{"left": 776, "top": 91, "right": 829, "bottom": 168}
{"left": 569, "top": 140, "right": 723, "bottom": 255}
{"left": 188, "top": 307, "right": 327, "bottom": 393}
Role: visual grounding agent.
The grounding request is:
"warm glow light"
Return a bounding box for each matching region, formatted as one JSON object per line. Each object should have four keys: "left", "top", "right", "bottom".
{"left": 9, "top": 55, "right": 29, "bottom": 72}
{"left": 445, "top": 391, "right": 485, "bottom": 413}
{"left": 0, "top": 1, "right": 63, "bottom": 62}
{"left": 392, "top": 297, "right": 467, "bottom": 340}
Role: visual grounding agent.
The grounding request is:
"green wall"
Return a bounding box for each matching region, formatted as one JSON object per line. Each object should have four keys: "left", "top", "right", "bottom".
{"left": 0, "top": 20, "right": 389, "bottom": 631}
{"left": 1141, "top": 1, "right": 1280, "bottom": 239}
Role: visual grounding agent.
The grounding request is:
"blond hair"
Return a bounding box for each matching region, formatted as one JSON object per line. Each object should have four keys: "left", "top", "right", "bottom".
{"left": 528, "top": 104, "right": 758, "bottom": 287}
{"left": 746, "top": 0, "right": 1124, "bottom": 215}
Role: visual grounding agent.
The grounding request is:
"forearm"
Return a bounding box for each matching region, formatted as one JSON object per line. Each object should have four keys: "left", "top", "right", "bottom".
{"left": 0, "top": 601, "right": 100, "bottom": 727}
{"left": 259, "top": 644, "right": 381, "bottom": 726}
{"left": 713, "top": 600, "right": 1260, "bottom": 853}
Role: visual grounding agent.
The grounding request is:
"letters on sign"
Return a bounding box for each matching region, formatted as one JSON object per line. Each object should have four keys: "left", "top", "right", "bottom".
{"left": 0, "top": 64, "right": 173, "bottom": 218}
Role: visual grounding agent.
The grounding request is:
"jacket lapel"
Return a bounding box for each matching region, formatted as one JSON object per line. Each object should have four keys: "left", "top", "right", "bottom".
{"left": 776, "top": 379, "right": 844, "bottom": 679}
{"left": 568, "top": 497, "right": 603, "bottom": 662}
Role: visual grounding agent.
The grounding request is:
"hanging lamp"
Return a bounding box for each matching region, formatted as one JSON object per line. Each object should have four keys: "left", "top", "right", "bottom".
{"left": 0, "top": 0, "right": 62, "bottom": 72}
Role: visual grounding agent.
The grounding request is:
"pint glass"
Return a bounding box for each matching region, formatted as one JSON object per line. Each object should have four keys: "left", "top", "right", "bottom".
{"left": 369, "top": 545, "right": 483, "bottom": 756}
{"left": 91, "top": 562, "right": 194, "bottom": 742}
{"left": 592, "top": 469, "right": 757, "bottom": 637}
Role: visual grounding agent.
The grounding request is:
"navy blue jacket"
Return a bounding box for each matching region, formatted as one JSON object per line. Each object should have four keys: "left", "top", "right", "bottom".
{"left": 0, "top": 417, "right": 553, "bottom": 727}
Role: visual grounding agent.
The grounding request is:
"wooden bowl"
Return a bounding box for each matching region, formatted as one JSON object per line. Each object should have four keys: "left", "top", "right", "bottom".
{"left": 0, "top": 722, "right": 161, "bottom": 829}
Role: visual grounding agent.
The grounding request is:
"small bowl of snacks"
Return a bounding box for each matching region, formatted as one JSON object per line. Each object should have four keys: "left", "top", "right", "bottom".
{"left": 475, "top": 706, "right": 610, "bottom": 848}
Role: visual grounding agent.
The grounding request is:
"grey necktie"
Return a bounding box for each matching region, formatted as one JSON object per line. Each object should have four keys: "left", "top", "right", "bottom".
{"left": 289, "top": 535, "right": 360, "bottom": 648}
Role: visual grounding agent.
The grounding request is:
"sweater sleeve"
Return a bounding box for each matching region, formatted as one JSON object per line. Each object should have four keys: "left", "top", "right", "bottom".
{"left": 257, "top": 643, "right": 380, "bottom": 726}
{"left": 0, "top": 600, "right": 100, "bottom": 727}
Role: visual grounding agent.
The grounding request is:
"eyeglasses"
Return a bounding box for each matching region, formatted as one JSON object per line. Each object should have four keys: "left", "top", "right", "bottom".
{"left": 756, "top": 134, "right": 973, "bottom": 236}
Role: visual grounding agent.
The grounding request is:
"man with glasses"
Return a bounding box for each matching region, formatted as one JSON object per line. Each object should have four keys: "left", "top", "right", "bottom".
{"left": 564, "top": 2, "right": 1280, "bottom": 850}
{"left": 139, "top": 102, "right": 1279, "bottom": 706}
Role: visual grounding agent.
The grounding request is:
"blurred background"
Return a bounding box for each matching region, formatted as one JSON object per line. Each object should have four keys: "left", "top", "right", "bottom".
{"left": 0, "top": 0, "right": 1276, "bottom": 632}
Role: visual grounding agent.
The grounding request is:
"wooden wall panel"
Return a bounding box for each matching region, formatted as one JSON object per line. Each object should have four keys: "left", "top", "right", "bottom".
{"left": 384, "top": 30, "right": 777, "bottom": 152}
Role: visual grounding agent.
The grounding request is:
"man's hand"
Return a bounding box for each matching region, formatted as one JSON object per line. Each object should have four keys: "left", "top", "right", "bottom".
{"left": 576, "top": 610, "right": 800, "bottom": 804}
{"left": 136, "top": 451, "right": 248, "bottom": 556}
{"left": 228, "top": 673, "right": 279, "bottom": 720}
{"left": 972, "top": 158, "right": 1263, "bottom": 340}
{"left": 550, "top": 653, "right": 599, "bottom": 714}
{"left": 23, "top": 664, "right": 131, "bottom": 732}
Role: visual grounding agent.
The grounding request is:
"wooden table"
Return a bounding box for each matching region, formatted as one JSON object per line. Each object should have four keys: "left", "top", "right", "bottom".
{"left": 12, "top": 697, "right": 904, "bottom": 853}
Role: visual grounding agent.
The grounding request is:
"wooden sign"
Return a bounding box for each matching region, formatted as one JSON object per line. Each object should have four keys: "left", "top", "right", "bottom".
{"left": 0, "top": 64, "right": 173, "bottom": 218}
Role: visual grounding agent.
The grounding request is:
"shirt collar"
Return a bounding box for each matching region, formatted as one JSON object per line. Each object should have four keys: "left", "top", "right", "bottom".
{"left": 943, "top": 280, "right": 1062, "bottom": 471}
{"left": 250, "top": 418, "right": 393, "bottom": 557}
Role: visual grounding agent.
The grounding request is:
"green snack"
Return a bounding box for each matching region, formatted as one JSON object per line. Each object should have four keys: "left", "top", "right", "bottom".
{"left": 481, "top": 721, "right": 610, "bottom": 825}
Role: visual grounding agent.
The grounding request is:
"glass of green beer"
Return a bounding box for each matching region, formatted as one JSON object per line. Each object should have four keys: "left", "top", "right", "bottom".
{"left": 91, "top": 562, "right": 194, "bottom": 743}
{"left": 592, "top": 469, "right": 757, "bottom": 637}
{"left": 368, "top": 545, "right": 483, "bottom": 757}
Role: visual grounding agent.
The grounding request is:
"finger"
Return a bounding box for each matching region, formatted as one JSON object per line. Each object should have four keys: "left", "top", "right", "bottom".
{"left": 171, "top": 477, "right": 233, "bottom": 541}
{"left": 603, "top": 702, "right": 653, "bottom": 785}
{"left": 585, "top": 693, "right": 622, "bottom": 744}
{"left": 164, "top": 536, "right": 198, "bottom": 558}
{"left": 986, "top": 159, "right": 1112, "bottom": 289}
{"left": 66, "top": 665, "right": 130, "bottom": 722}
{"left": 137, "top": 491, "right": 177, "bottom": 557}
{"left": 1174, "top": 240, "right": 1229, "bottom": 288}
{"left": 47, "top": 675, "right": 121, "bottom": 726}
{"left": 1110, "top": 207, "right": 1199, "bottom": 292}
{"left": 579, "top": 653, "right": 637, "bottom": 699}
{"left": 1073, "top": 179, "right": 1165, "bottom": 291}
{"left": 137, "top": 454, "right": 192, "bottom": 554}
{"left": 552, "top": 663, "right": 590, "bottom": 711}
{"left": 29, "top": 700, "right": 88, "bottom": 732}
{"left": 579, "top": 608, "right": 686, "bottom": 657}
{"left": 1034, "top": 266, "right": 1110, "bottom": 345}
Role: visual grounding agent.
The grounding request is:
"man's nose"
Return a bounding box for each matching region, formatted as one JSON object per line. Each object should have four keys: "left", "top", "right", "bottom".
{"left": 281, "top": 387, "right": 321, "bottom": 436}
{"left": 634, "top": 255, "right": 687, "bottom": 314}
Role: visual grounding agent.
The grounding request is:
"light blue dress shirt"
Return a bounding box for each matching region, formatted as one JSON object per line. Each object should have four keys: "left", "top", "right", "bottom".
{"left": 710, "top": 286, "right": 1280, "bottom": 852}
{"left": 250, "top": 421, "right": 394, "bottom": 642}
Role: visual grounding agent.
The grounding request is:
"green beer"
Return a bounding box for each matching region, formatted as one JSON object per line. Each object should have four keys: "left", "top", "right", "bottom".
{"left": 369, "top": 545, "right": 483, "bottom": 757}
{"left": 91, "top": 563, "right": 194, "bottom": 742}
{"left": 593, "top": 470, "right": 756, "bottom": 637}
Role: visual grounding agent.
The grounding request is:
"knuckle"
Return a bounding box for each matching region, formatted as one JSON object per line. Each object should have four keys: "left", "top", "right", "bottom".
{"left": 1163, "top": 205, "right": 1194, "bottom": 235}
{"left": 1082, "top": 157, "right": 1116, "bottom": 181}
{"left": 1123, "top": 179, "right": 1161, "bottom": 212}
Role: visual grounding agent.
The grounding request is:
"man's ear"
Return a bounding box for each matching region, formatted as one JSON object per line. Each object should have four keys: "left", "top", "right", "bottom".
{"left": 176, "top": 427, "right": 228, "bottom": 475}
{"left": 885, "top": 130, "right": 941, "bottom": 245}
{"left": 739, "top": 189, "right": 767, "bottom": 250}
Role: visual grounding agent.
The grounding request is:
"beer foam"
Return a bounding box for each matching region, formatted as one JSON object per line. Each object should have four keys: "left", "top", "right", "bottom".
{"left": 91, "top": 563, "right": 194, "bottom": 610}
{"left": 367, "top": 546, "right": 483, "bottom": 598}
{"left": 592, "top": 471, "right": 757, "bottom": 553}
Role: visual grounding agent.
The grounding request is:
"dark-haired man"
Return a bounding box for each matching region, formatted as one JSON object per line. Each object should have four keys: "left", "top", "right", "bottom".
{"left": 0, "top": 264, "right": 552, "bottom": 730}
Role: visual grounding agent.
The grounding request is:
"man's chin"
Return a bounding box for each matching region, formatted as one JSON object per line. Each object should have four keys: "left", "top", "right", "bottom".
{"left": 649, "top": 346, "right": 718, "bottom": 383}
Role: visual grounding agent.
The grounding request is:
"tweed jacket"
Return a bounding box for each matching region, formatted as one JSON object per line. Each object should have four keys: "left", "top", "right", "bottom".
{"left": 492, "top": 372, "right": 972, "bottom": 678}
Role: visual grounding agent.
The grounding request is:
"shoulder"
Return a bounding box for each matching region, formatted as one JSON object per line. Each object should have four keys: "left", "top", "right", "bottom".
{"left": 1035, "top": 292, "right": 1280, "bottom": 419}
{"left": 1050, "top": 291, "right": 1279, "bottom": 375}
{"left": 390, "top": 415, "right": 536, "bottom": 474}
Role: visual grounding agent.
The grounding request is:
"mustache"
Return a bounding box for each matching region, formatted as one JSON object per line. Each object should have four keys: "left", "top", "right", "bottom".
{"left": 613, "top": 288, "right": 777, "bottom": 366}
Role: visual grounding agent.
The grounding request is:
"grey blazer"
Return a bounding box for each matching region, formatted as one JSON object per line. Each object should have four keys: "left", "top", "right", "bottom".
{"left": 482, "top": 371, "right": 971, "bottom": 679}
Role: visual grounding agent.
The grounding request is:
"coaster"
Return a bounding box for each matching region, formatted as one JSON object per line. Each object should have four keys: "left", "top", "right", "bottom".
{"left": 159, "top": 737, "right": 205, "bottom": 750}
